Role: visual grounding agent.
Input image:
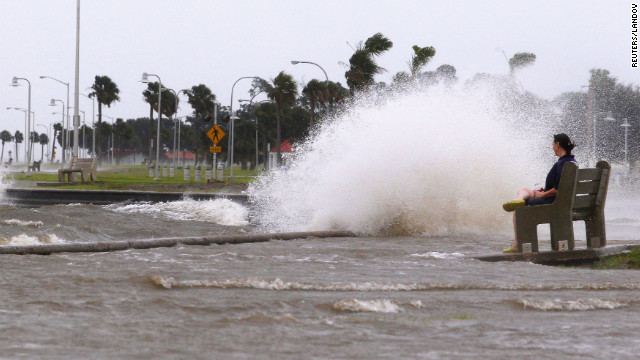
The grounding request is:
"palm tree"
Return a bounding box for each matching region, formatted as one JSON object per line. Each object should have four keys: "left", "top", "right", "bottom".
{"left": 345, "top": 33, "right": 393, "bottom": 93}
{"left": 89, "top": 75, "right": 120, "bottom": 165}
{"left": 263, "top": 71, "right": 298, "bottom": 165}
{"left": 509, "top": 52, "right": 536, "bottom": 75}
{"left": 186, "top": 84, "right": 216, "bottom": 165}
{"left": 52, "top": 122, "right": 63, "bottom": 163}
{"left": 0, "top": 130, "right": 13, "bottom": 163}
{"left": 409, "top": 45, "right": 436, "bottom": 77}
{"left": 29, "top": 132, "right": 39, "bottom": 164}
{"left": 14, "top": 130, "right": 23, "bottom": 163}
{"left": 302, "top": 79, "right": 327, "bottom": 129}
{"left": 39, "top": 133, "right": 49, "bottom": 162}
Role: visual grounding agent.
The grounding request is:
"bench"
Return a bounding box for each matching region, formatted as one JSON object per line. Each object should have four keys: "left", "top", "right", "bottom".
{"left": 515, "top": 161, "right": 610, "bottom": 253}
{"left": 29, "top": 160, "right": 41, "bottom": 172}
{"left": 58, "top": 157, "right": 98, "bottom": 183}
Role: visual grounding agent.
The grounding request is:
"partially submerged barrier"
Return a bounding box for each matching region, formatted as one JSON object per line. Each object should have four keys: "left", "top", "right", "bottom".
{"left": 0, "top": 231, "right": 355, "bottom": 255}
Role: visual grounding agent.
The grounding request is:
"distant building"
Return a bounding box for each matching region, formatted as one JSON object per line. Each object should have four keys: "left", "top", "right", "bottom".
{"left": 268, "top": 139, "right": 296, "bottom": 170}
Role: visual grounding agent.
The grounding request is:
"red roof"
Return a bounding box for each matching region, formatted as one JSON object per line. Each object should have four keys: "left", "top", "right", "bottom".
{"left": 270, "top": 139, "right": 295, "bottom": 152}
{"left": 164, "top": 150, "right": 195, "bottom": 159}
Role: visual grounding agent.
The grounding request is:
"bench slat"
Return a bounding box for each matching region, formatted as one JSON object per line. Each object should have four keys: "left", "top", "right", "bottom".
{"left": 577, "top": 168, "right": 602, "bottom": 181}
{"left": 575, "top": 181, "right": 600, "bottom": 195}
{"left": 573, "top": 194, "right": 596, "bottom": 209}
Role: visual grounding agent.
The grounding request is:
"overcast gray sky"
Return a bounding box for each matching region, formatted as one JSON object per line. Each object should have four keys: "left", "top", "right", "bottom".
{"left": 1, "top": 0, "right": 637, "bottom": 141}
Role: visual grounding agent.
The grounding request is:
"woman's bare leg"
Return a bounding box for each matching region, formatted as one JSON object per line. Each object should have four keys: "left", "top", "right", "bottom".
{"left": 512, "top": 187, "right": 534, "bottom": 247}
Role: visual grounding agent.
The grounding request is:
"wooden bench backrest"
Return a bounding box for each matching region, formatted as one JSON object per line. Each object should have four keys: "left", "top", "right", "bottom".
{"left": 573, "top": 161, "right": 610, "bottom": 217}
{"left": 70, "top": 158, "right": 96, "bottom": 169}
{"left": 547, "top": 161, "right": 610, "bottom": 218}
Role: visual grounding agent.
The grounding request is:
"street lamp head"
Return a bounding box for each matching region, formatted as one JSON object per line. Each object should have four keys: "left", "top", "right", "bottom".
{"left": 140, "top": 72, "right": 149, "bottom": 83}
{"left": 291, "top": 61, "right": 300, "bottom": 65}
{"left": 10, "top": 77, "right": 19, "bottom": 87}
{"left": 49, "top": 99, "right": 57, "bottom": 106}
{"left": 39, "top": 76, "right": 46, "bottom": 79}
{"left": 603, "top": 111, "right": 616, "bottom": 122}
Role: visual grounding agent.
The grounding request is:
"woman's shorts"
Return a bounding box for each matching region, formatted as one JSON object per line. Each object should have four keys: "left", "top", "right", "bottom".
{"left": 526, "top": 196, "right": 556, "bottom": 206}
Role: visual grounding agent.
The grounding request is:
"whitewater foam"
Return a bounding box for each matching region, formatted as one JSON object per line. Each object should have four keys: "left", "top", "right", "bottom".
{"left": 0, "top": 233, "right": 66, "bottom": 246}
{"left": 410, "top": 251, "right": 465, "bottom": 259}
{"left": 517, "top": 298, "right": 630, "bottom": 311}
{"left": 149, "top": 276, "right": 640, "bottom": 292}
{"left": 105, "top": 198, "right": 249, "bottom": 226}
{"left": 2, "top": 219, "right": 44, "bottom": 227}
{"left": 249, "top": 85, "right": 549, "bottom": 235}
{"left": 332, "top": 299, "right": 400, "bottom": 313}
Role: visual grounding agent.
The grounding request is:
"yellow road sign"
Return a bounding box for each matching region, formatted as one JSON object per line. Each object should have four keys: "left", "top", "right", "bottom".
{"left": 206, "top": 124, "right": 226, "bottom": 144}
{"left": 209, "top": 146, "right": 222, "bottom": 153}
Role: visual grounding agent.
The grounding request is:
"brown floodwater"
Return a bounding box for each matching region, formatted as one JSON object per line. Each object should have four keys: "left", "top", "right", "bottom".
{"left": 0, "top": 192, "right": 639, "bottom": 359}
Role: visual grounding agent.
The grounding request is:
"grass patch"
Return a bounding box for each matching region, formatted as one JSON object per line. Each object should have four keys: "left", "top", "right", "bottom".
{"left": 593, "top": 248, "right": 640, "bottom": 270}
{"left": 6, "top": 165, "right": 260, "bottom": 192}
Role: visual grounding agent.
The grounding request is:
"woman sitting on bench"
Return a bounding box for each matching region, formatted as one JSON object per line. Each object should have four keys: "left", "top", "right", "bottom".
{"left": 501, "top": 133, "right": 577, "bottom": 253}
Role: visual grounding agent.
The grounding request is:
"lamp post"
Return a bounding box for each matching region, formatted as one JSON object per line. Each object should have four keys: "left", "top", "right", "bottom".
{"left": 79, "top": 110, "right": 86, "bottom": 157}
{"left": 72, "top": 0, "right": 81, "bottom": 160}
{"left": 291, "top": 60, "right": 329, "bottom": 82}
{"left": 239, "top": 92, "right": 266, "bottom": 169}
{"left": 140, "top": 73, "right": 162, "bottom": 181}
{"left": 40, "top": 75, "right": 70, "bottom": 160}
{"left": 49, "top": 99, "right": 66, "bottom": 163}
{"left": 621, "top": 118, "right": 632, "bottom": 163}
{"left": 229, "top": 76, "right": 259, "bottom": 177}
{"left": 10, "top": 77, "right": 32, "bottom": 173}
{"left": 81, "top": 93, "right": 95, "bottom": 158}
{"left": 595, "top": 112, "right": 616, "bottom": 162}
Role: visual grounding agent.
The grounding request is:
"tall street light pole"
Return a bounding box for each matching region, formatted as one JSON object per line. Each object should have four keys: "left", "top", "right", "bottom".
{"left": 141, "top": 72, "right": 162, "bottom": 181}
{"left": 621, "top": 118, "right": 632, "bottom": 163}
{"left": 11, "top": 77, "right": 32, "bottom": 173}
{"left": 229, "top": 76, "right": 259, "bottom": 177}
{"left": 239, "top": 91, "right": 266, "bottom": 169}
{"left": 291, "top": 60, "right": 329, "bottom": 82}
{"left": 40, "top": 76, "right": 70, "bottom": 160}
{"left": 79, "top": 110, "right": 86, "bottom": 157}
{"left": 72, "top": 0, "right": 81, "bottom": 159}
{"left": 50, "top": 99, "right": 66, "bottom": 163}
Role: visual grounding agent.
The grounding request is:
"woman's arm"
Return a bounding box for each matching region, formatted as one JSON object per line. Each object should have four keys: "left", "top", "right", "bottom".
{"left": 533, "top": 188, "right": 557, "bottom": 198}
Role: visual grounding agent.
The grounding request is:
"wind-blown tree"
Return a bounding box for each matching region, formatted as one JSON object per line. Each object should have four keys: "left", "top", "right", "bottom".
{"left": 186, "top": 84, "right": 216, "bottom": 165}
{"left": 1, "top": 130, "right": 13, "bottom": 163}
{"left": 255, "top": 71, "right": 298, "bottom": 165}
{"left": 14, "top": 130, "right": 23, "bottom": 163}
{"left": 345, "top": 33, "right": 393, "bottom": 93}
{"left": 38, "top": 133, "right": 49, "bottom": 162}
{"left": 302, "top": 79, "right": 327, "bottom": 129}
{"left": 29, "top": 132, "right": 39, "bottom": 163}
{"left": 52, "top": 122, "right": 62, "bottom": 163}
{"left": 509, "top": 52, "right": 536, "bottom": 75}
{"left": 88, "top": 75, "right": 120, "bottom": 165}
{"left": 410, "top": 45, "right": 436, "bottom": 76}
{"left": 113, "top": 118, "right": 133, "bottom": 165}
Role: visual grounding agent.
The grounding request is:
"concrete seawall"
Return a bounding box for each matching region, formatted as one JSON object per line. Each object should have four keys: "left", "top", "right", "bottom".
{"left": 0, "top": 231, "right": 355, "bottom": 255}
{"left": 3, "top": 188, "right": 249, "bottom": 206}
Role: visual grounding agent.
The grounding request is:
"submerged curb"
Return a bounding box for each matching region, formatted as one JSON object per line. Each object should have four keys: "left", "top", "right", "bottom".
{"left": 3, "top": 188, "right": 248, "bottom": 206}
{"left": 473, "top": 244, "right": 640, "bottom": 265}
{"left": 0, "top": 231, "right": 355, "bottom": 256}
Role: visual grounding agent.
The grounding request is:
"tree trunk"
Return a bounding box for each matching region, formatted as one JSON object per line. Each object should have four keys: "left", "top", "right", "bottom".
{"left": 97, "top": 103, "right": 103, "bottom": 166}
{"left": 15, "top": 143, "right": 18, "bottom": 163}
{"left": 276, "top": 103, "right": 282, "bottom": 166}
{"left": 193, "top": 112, "right": 200, "bottom": 167}
{"left": 41, "top": 144, "right": 44, "bottom": 162}
{"left": 309, "top": 101, "right": 315, "bottom": 129}
{"left": 1, "top": 143, "right": 4, "bottom": 163}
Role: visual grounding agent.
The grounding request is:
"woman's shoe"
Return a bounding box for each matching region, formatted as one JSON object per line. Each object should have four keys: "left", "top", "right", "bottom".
{"left": 502, "top": 200, "right": 525, "bottom": 212}
{"left": 502, "top": 246, "right": 518, "bottom": 253}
